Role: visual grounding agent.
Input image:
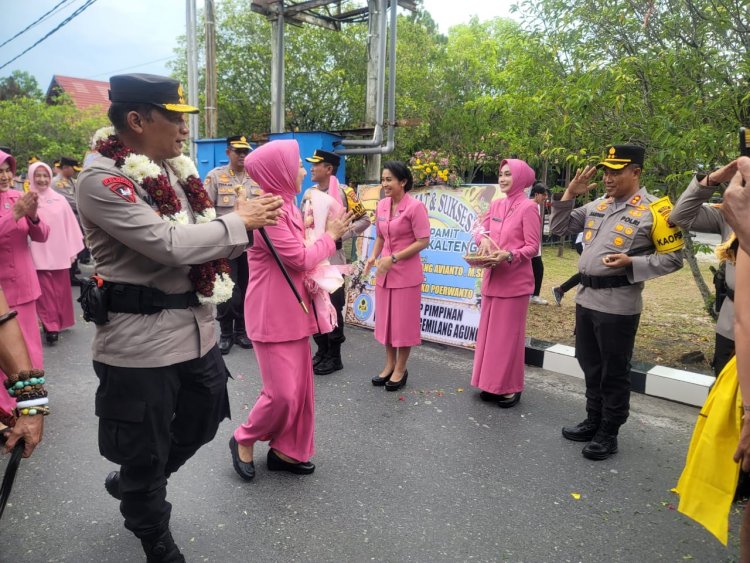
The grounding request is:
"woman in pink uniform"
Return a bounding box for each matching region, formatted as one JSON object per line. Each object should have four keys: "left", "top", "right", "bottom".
{"left": 471, "top": 158, "right": 540, "bottom": 408}
{"left": 0, "top": 150, "right": 49, "bottom": 378}
{"left": 229, "top": 140, "right": 351, "bottom": 481}
{"left": 28, "top": 161, "right": 84, "bottom": 345}
{"left": 366, "top": 161, "right": 430, "bottom": 391}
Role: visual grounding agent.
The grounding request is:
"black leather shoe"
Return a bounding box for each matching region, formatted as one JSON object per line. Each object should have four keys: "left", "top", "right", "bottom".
{"left": 267, "top": 448, "right": 315, "bottom": 474}
{"left": 385, "top": 370, "right": 408, "bottom": 391}
{"left": 235, "top": 334, "right": 253, "bottom": 349}
{"left": 140, "top": 528, "right": 185, "bottom": 563}
{"left": 312, "top": 350, "right": 326, "bottom": 368}
{"left": 218, "top": 335, "right": 234, "bottom": 355}
{"left": 314, "top": 356, "right": 343, "bottom": 375}
{"left": 229, "top": 436, "right": 255, "bottom": 481}
{"left": 479, "top": 391, "right": 501, "bottom": 402}
{"left": 371, "top": 370, "right": 393, "bottom": 386}
{"left": 496, "top": 391, "right": 521, "bottom": 408}
{"left": 562, "top": 418, "right": 600, "bottom": 442}
{"left": 45, "top": 331, "right": 59, "bottom": 345}
{"left": 104, "top": 470, "right": 122, "bottom": 501}
{"left": 582, "top": 429, "right": 618, "bottom": 460}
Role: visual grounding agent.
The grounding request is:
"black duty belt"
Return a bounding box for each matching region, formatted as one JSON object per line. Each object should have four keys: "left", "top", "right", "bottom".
{"left": 580, "top": 274, "right": 632, "bottom": 290}
{"left": 106, "top": 283, "right": 199, "bottom": 315}
{"left": 727, "top": 287, "right": 735, "bottom": 302}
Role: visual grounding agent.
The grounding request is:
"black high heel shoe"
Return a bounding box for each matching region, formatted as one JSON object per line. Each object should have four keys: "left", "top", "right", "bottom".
{"left": 385, "top": 370, "right": 408, "bottom": 391}
{"left": 496, "top": 391, "right": 521, "bottom": 408}
{"left": 229, "top": 436, "right": 255, "bottom": 481}
{"left": 371, "top": 369, "right": 394, "bottom": 386}
{"left": 267, "top": 449, "right": 315, "bottom": 475}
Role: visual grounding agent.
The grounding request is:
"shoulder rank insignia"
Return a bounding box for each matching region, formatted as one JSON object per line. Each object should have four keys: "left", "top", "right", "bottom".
{"left": 103, "top": 176, "right": 136, "bottom": 203}
{"left": 629, "top": 194, "right": 642, "bottom": 206}
{"left": 649, "top": 195, "right": 684, "bottom": 253}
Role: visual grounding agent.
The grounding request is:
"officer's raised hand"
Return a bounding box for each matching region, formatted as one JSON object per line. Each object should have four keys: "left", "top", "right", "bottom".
{"left": 562, "top": 165, "right": 598, "bottom": 200}
{"left": 234, "top": 192, "right": 283, "bottom": 230}
{"left": 700, "top": 159, "right": 738, "bottom": 187}
{"left": 721, "top": 156, "right": 750, "bottom": 249}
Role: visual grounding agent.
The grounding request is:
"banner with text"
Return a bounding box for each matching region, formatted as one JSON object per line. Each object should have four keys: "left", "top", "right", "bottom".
{"left": 345, "top": 184, "right": 502, "bottom": 349}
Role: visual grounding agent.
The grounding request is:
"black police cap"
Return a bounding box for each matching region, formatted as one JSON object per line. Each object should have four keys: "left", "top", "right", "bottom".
{"left": 305, "top": 149, "right": 340, "bottom": 167}
{"left": 109, "top": 73, "right": 199, "bottom": 114}
{"left": 227, "top": 135, "right": 252, "bottom": 150}
{"left": 60, "top": 157, "right": 81, "bottom": 171}
{"left": 597, "top": 144, "right": 645, "bottom": 170}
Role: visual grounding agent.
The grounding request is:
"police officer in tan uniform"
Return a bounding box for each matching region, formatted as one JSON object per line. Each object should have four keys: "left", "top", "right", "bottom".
{"left": 204, "top": 135, "right": 260, "bottom": 354}
{"left": 304, "top": 149, "right": 370, "bottom": 375}
{"left": 76, "top": 73, "right": 282, "bottom": 562}
{"left": 53, "top": 156, "right": 80, "bottom": 216}
{"left": 671, "top": 160, "right": 741, "bottom": 375}
{"left": 550, "top": 145, "right": 683, "bottom": 461}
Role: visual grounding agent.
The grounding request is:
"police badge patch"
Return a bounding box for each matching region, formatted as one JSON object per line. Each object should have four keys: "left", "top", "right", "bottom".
{"left": 103, "top": 176, "right": 136, "bottom": 203}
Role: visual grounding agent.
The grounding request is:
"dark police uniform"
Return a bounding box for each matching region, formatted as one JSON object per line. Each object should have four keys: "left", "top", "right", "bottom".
{"left": 671, "top": 176, "right": 736, "bottom": 375}
{"left": 304, "top": 149, "right": 370, "bottom": 375}
{"left": 76, "top": 74, "right": 249, "bottom": 559}
{"left": 550, "top": 145, "right": 684, "bottom": 459}
{"left": 204, "top": 135, "right": 261, "bottom": 353}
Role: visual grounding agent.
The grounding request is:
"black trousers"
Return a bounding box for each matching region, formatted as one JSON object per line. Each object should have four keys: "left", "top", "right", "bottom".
{"left": 560, "top": 272, "right": 582, "bottom": 293}
{"left": 313, "top": 285, "right": 346, "bottom": 352}
{"left": 217, "top": 252, "right": 248, "bottom": 337}
{"left": 93, "top": 346, "right": 230, "bottom": 539}
{"left": 575, "top": 305, "right": 641, "bottom": 427}
{"left": 713, "top": 332, "right": 735, "bottom": 377}
{"left": 531, "top": 256, "right": 544, "bottom": 296}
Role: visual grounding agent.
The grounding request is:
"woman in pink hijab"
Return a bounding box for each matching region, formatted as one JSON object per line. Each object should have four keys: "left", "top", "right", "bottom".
{"left": 229, "top": 140, "right": 352, "bottom": 480}
{"left": 0, "top": 150, "right": 49, "bottom": 382}
{"left": 471, "top": 159, "right": 541, "bottom": 408}
{"left": 27, "top": 161, "right": 84, "bottom": 344}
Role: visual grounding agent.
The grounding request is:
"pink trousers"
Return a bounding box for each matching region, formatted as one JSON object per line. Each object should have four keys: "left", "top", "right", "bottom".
{"left": 0, "top": 300, "right": 43, "bottom": 417}
{"left": 234, "top": 337, "right": 315, "bottom": 462}
{"left": 471, "top": 294, "right": 528, "bottom": 395}
{"left": 374, "top": 284, "right": 422, "bottom": 348}
{"left": 36, "top": 269, "right": 75, "bottom": 332}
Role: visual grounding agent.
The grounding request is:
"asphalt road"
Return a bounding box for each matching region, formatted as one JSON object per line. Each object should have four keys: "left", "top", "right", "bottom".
{"left": 0, "top": 304, "right": 740, "bottom": 562}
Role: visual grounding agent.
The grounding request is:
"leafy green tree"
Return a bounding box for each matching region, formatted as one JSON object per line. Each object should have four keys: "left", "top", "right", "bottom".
{"left": 0, "top": 70, "right": 43, "bottom": 101}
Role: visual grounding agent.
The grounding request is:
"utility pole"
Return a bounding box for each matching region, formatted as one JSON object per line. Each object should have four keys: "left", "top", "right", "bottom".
{"left": 186, "top": 0, "right": 199, "bottom": 158}
{"left": 270, "top": 1, "right": 285, "bottom": 133}
{"left": 363, "top": 0, "right": 381, "bottom": 182}
{"left": 204, "top": 0, "right": 218, "bottom": 138}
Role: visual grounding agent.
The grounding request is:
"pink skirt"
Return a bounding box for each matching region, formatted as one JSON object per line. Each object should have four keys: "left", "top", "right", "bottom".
{"left": 374, "top": 284, "right": 422, "bottom": 348}
{"left": 234, "top": 337, "right": 315, "bottom": 462}
{"left": 471, "top": 294, "right": 528, "bottom": 395}
{"left": 0, "top": 300, "right": 44, "bottom": 414}
{"left": 36, "top": 269, "right": 75, "bottom": 332}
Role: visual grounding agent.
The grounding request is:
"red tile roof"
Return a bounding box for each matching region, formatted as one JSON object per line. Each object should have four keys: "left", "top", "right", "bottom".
{"left": 46, "top": 75, "right": 110, "bottom": 111}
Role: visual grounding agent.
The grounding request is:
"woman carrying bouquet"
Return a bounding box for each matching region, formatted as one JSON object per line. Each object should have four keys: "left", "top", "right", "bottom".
{"left": 471, "top": 159, "right": 540, "bottom": 408}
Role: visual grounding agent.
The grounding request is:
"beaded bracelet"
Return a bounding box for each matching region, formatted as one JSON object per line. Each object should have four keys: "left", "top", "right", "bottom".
{"left": 0, "top": 310, "right": 18, "bottom": 326}
{"left": 16, "top": 405, "right": 49, "bottom": 417}
{"left": 4, "top": 369, "right": 45, "bottom": 389}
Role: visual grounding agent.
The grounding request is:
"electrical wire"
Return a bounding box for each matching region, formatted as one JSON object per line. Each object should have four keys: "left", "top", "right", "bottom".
{"left": 0, "top": 0, "right": 100, "bottom": 72}
{"left": 0, "top": 0, "right": 76, "bottom": 50}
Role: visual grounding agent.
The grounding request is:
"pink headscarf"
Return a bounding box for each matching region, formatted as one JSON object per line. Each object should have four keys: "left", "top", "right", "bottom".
{"left": 244, "top": 140, "right": 300, "bottom": 203}
{"left": 0, "top": 149, "right": 16, "bottom": 175}
{"left": 500, "top": 158, "right": 536, "bottom": 198}
{"left": 28, "top": 161, "right": 84, "bottom": 271}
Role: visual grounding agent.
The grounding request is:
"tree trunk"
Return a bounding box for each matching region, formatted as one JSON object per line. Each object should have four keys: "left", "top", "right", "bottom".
{"left": 682, "top": 231, "right": 717, "bottom": 320}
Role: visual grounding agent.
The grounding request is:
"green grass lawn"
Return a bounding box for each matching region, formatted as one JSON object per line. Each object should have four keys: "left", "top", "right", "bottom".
{"left": 528, "top": 245, "right": 718, "bottom": 374}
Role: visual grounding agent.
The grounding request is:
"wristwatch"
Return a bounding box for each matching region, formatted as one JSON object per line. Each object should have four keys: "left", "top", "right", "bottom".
{"left": 506, "top": 251, "right": 514, "bottom": 264}
{"left": 391, "top": 255, "right": 399, "bottom": 264}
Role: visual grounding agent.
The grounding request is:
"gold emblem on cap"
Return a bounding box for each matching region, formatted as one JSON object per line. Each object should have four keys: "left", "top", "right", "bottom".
{"left": 608, "top": 147, "right": 616, "bottom": 158}
{"left": 178, "top": 84, "right": 186, "bottom": 104}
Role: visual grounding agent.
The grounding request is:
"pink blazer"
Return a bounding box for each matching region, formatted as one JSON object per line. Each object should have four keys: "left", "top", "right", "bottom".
{"left": 375, "top": 194, "right": 431, "bottom": 288}
{"left": 0, "top": 190, "right": 50, "bottom": 307}
{"left": 245, "top": 203, "right": 335, "bottom": 342}
{"left": 475, "top": 194, "right": 540, "bottom": 298}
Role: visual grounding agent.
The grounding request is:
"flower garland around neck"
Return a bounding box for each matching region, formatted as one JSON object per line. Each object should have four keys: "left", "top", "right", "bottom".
{"left": 94, "top": 130, "right": 233, "bottom": 305}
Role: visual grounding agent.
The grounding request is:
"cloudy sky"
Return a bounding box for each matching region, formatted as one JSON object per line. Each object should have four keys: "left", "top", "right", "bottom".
{"left": 1, "top": 0, "right": 519, "bottom": 91}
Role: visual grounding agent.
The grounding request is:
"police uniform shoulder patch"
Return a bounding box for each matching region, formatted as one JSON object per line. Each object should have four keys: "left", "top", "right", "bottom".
{"left": 102, "top": 176, "right": 137, "bottom": 203}
{"left": 649, "top": 195, "right": 684, "bottom": 253}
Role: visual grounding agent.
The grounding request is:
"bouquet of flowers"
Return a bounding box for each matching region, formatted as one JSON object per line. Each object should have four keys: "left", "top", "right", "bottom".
{"left": 409, "top": 150, "right": 461, "bottom": 187}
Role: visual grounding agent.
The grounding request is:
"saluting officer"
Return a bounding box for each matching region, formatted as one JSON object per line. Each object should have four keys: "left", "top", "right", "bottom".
{"left": 76, "top": 73, "right": 282, "bottom": 562}
{"left": 671, "top": 161, "right": 741, "bottom": 375}
{"left": 550, "top": 145, "right": 684, "bottom": 461}
{"left": 305, "top": 149, "right": 370, "bottom": 375}
{"left": 204, "top": 135, "right": 260, "bottom": 354}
